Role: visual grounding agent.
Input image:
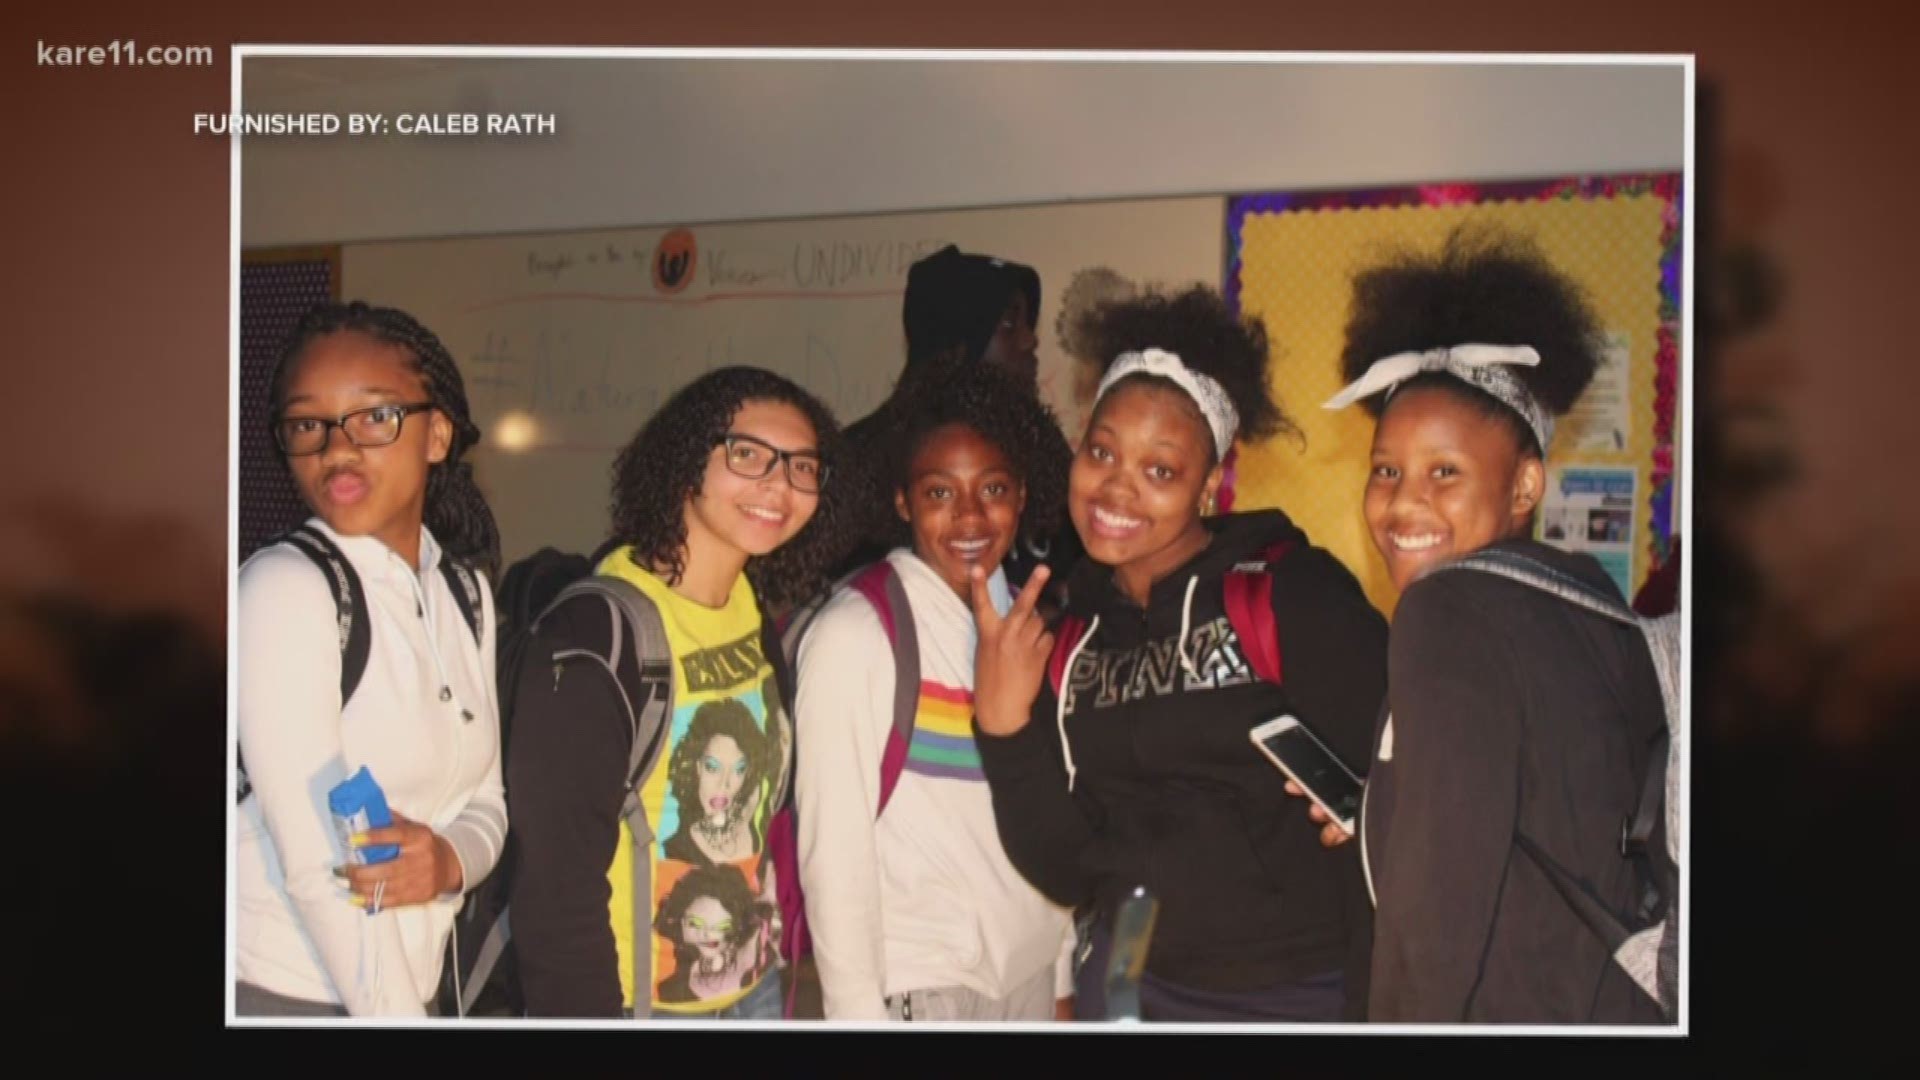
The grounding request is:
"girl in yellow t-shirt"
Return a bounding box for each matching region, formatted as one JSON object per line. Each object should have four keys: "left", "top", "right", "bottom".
{"left": 506, "top": 366, "right": 856, "bottom": 1019}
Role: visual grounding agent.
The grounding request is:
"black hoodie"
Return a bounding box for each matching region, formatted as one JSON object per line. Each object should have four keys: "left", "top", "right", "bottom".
{"left": 975, "top": 509, "right": 1387, "bottom": 1003}
{"left": 1361, "top": 537, "right": 1667, "bottom": 1024}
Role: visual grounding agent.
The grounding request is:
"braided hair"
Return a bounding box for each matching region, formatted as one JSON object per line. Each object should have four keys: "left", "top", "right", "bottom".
{"left": 268, "top": 301, "right": 502, "bottom": 577}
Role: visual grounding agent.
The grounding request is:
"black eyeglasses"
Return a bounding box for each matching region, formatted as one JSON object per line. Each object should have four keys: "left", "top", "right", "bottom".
{"left": 714, "top": 432, "right": 828, "bottom": 493}
{"left": 272, "top": 402, "right": 437, "bottom": 456}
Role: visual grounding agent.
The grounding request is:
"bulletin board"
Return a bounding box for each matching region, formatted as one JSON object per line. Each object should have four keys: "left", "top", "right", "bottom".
{"left": 238, "top": 246, "right": 341, "bottom": 562}
{"left": 1224, "top": 174, "right": 1682, "bottom": 615}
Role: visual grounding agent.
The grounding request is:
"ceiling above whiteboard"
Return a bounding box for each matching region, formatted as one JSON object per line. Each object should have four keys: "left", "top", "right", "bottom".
{"left": 240, "top": 53, "right": 1686, "bottom": 248}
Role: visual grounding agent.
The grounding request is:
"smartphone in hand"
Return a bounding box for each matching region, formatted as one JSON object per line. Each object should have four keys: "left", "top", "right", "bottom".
{"left": 1250, "top": 715, "right": 1363, "bottom": 836}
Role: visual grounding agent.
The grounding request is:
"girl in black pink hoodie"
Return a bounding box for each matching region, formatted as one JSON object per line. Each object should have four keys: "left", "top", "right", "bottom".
{"left": 970, "top": 287, "right": 1386, "bottom": 1022}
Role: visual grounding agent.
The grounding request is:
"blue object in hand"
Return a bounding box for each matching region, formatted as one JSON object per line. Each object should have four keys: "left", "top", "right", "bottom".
{"left": 328, "top": 766, "right": 401, "bottom": 865}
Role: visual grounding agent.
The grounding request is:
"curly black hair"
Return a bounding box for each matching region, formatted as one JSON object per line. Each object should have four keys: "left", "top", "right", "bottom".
{"left": 1072, "top": 284, "right": 1291, "bottom": 462}
{"left": 1339, "top": 223, "right": 1604, "bottom": 456}
{"left": 268, "top": 301, "right": 501, "bottom": 577}
{"left": 853, "top": 356, "right": 1072, "bottom": 553}
{"left": 607, "top": 366, "right": 856, "bottom": 611}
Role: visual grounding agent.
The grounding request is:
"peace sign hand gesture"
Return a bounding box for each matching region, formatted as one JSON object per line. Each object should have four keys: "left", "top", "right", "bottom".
{"left": 971, "top": 564, "right": 1055, "bottom": 737}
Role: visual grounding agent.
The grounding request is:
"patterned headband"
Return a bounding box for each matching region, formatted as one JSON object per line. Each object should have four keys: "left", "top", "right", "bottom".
{"left": 1095, "top": 348, "right": 1241, "bottom": 459}
{"left": 1322, "top": 343, "right": 1554, "bottom": 451}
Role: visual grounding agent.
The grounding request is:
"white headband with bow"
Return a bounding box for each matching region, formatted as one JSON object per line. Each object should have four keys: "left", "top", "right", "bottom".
{"left": 1095, "top": 348, "right": 1240, "bottom": 459}
{"left": 1322, "top": 343, "right": 1554, "bottom": 450}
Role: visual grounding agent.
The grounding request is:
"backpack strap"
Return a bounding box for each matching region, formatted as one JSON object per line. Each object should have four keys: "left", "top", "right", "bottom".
{"left": 1514, "top": 827, "right": 1672, "bottom": 1015}
{"left": 759, "top": 593, "right": 799, "bottom": 818}
{"left": 1438, "top": 549, "right": 1639, "bottom": 626}
{"left": 776, "top": 561, "right": 921, "bottom": 817}
{"left": 1615, "top": 724, "right": 1673, "bottom": 949}
{"left": 1622, "top": 729, "right": 1669, "bottom": 863}
{"left": 283, "top": 524, "right": 372, "bottom": 705}
{"left": 776, "top": 564, "right": 873, "bottom": 680}
{"left": 1432, "top": 549, "right": 1673, "bottom": 858}
{"left": 459, "top": 907, "right": 513, "bottom": 1017}
{"left": 600, "top": 578, "right": 673, "bottom": 1023}
{"left": 848, "top": 561, "right": 920, "bottom": 817}
{"left": 438, "top": 557, "right": 484, "bottom": 647}
{"left": 766, "top": 562, "right": 916, "bottom": 996}
{"left": 1511, "top": 833, "right": 1639, "bottom": 949}
{"left": 238, "top": 525, "right": 369, "bottom": 804}
{"left": 1437, "top": 549, "right": 1678, "bottom": 1008}
{"left": 1047, "top": 614, "right": 1089, "bottom": 698}
{"left": 1439, "top": 551, "right": 1680, "bottom": 750}
{"left": 533, "top": 575, "right": 675, "bottom": 1019}
{"left": 1221, "top": 539, "right": 1293, "bottom": 687}
{"left": 762, "top": 584, "right": 805, "bottom": 1008}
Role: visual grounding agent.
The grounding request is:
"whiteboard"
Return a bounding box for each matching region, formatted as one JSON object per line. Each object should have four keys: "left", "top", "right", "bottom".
{"left": 343, "top": 196, "right": 1224, "bottom": 566}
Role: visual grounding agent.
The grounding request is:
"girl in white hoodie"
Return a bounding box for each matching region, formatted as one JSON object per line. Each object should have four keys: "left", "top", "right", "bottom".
{"left": 234, "top": 302, "right": 507, "bottom": 1018}
{"left": 794, "top": 362, "right": 1077, "bottom": 1021}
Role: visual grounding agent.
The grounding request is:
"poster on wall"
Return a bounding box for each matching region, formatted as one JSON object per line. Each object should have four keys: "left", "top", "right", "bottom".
{"left": 1538, "top": 466, "right": 1639, "bottom": 600}
{"left": 1564, "top": 330, "right": 1636, "bottom": 455}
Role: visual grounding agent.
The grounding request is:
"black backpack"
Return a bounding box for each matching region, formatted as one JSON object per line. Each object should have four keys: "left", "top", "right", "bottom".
{"left": 234, "top": 524, "right": 483, "bottom": 804}
{"left": 1432, "top": 549, "right": 1680, "bottom": 1020}
{"left": 436, "top": 547, "right": 597, "bottom": 1017}
{"left": 443, "top": 549, "right": 798, "bottom": 1019}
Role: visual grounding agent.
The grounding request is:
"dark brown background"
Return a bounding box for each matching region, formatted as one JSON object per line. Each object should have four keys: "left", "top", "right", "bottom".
{"left": 4, "top": 0, "right": 1911, "bottom": 1050}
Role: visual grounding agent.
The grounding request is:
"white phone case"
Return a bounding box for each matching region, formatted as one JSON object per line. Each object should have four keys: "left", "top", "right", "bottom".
{"left": 1250, "top": 715, "right": 1359, "bottom": 835}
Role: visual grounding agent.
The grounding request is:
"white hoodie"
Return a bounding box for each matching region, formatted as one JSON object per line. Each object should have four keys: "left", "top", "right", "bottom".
{"left": 794, "top": 549, "right": 1074, "bottom": 1020}
{"left": 234, "top": 519, "right": 505, "bottom": 1017}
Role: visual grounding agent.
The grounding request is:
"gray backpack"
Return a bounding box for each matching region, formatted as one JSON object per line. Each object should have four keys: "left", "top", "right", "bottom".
{"left": 1434, "top": 548, "right": 1680, "bottom": 1021}
{"left": 459, "top": 573, "right": 793, "bottom": 1018}
{"left": 456, "top": 575, "right": 677, "bottom": 1018}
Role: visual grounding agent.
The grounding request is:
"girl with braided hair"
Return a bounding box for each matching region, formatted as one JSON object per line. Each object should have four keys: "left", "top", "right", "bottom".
{"left": 235, "top": 301, "right": 507, "bottom": 1017}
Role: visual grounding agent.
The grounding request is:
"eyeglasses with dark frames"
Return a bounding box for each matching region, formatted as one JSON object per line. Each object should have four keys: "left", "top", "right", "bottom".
{"left": 714, "top": 432, "right": 828, "bottom": 493}
{"left": 272, "top": 402, "right": 438, "bottom": 457}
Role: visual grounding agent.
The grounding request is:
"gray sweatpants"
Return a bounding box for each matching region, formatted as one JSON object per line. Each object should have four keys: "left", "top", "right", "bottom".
{"left": 235, "top": 981, "right": 438, "bottom": 1018}
{"left": 234, "top": 981, "right": 350, "bottom": 1018}
{"left": 882, "top": 964, "right": 1056, "bottom": 1022}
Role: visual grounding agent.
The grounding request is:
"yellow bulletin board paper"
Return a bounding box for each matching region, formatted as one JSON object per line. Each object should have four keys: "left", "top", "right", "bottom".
{"left": 1224, "top": 175, "right": 1682, "bottom": 616}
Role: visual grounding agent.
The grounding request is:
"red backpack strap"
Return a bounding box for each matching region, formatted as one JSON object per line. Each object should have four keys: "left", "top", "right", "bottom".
{"left": 1047, "top": 614, "right": 1088, "bottom": 697}
{"left": 850, "top": 562, "right": 919, "bottom": 816}
{"left": 772, "top": 561, "right": 917, "bottom": 981}
{"left": 1222, "top": 539, "right": 1293, "bottom": 687}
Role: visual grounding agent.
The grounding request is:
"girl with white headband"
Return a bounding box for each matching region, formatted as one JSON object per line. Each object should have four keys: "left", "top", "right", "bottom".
{"left": 1313, "top": 224, "right": 1669, "bottom": 1024}
{"left": 969, "top": 285, "right": 1387, "bottom": 1022}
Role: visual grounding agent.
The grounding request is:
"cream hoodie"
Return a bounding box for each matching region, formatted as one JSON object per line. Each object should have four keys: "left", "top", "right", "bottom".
{"left": 795, "top": 549, "right": 1073, "bottom": 1020}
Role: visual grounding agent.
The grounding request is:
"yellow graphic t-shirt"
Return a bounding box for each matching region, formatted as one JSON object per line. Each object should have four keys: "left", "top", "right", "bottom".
{"left": 598, "top": 548, "right": 788, "bottom": 1014}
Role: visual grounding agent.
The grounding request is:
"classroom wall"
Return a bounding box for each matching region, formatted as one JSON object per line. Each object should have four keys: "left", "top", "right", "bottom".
{"left": 240, "top": 57, "right": 1685, "bottom": 246}
{"left": 235, "top": 55, "right": 1686, "bottom": 575}
{"left": 340, "top": 197, "right": 1228, "bottom": 565}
